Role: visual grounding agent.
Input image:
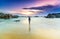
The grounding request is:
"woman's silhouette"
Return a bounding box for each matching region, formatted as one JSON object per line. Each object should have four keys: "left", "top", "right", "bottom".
{"left": 28, "top": 16, "right": 31, "bottom": 32}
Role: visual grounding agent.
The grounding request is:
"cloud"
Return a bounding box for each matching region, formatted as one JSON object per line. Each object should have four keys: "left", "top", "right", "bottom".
{"left": 27, "top": 0, "right": 60, "bottom": 8}
{"left": 23, "top": 5, "right": 60, "bottom": 13}
{"left": 19, "top": 9, "right": 43, "bottom": 16}
{"left": 36, "top": 0, "right": 59, "bottom": 6}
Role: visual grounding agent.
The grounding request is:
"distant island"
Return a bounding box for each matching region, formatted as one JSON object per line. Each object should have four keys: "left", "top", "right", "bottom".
{"left": 0, "top": 12, "right": 19, "bottom": 19}
{"left": 0, "top": 12, "right": 60, "bottom": 19}
{"left": 46, "top": 13, "right": 60, "bottom": 18}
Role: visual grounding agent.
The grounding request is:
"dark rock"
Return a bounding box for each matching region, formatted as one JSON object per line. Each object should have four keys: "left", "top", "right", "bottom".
{"left": 14, "top": 20, "right": 20, "bottom": 22}
{"left": 0, "top": 12, "right": 19, "bottom": 19}
{"left": 46, "top": 13, "right": 60, "bottom": 18}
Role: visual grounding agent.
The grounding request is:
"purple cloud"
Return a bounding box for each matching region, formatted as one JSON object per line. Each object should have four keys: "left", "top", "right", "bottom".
{"left": 23, "top": 5, "right": 60, "bottom": 13}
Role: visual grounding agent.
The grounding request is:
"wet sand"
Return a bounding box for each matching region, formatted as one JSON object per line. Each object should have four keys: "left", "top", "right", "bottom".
{"left": 0, "top": 17, "right": 60, "bottom": 39}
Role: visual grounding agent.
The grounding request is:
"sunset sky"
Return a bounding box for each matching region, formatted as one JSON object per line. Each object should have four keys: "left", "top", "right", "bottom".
{"left": 0, "top": 0, "right": 60, "bottom": 16}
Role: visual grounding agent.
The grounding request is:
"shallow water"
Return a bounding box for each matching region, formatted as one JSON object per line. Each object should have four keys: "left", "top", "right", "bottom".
{"left": 0, "top": 17, "right": 60, "bottom": 39}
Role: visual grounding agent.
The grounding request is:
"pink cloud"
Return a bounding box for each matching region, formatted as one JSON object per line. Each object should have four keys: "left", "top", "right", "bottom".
{"left": 27, "top": 0, "right": 60, "bottom": 7}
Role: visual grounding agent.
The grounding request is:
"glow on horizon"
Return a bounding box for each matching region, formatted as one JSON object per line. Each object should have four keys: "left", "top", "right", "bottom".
{"left": 5, "top": 9, "right": 43, "bottom": 16}
{"left": 19, "top": 9, "right": 43, "bottom": 16}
